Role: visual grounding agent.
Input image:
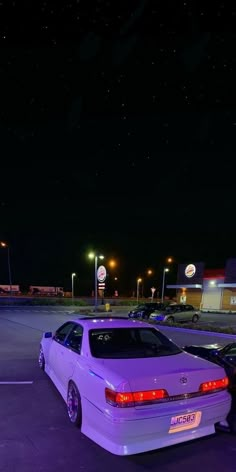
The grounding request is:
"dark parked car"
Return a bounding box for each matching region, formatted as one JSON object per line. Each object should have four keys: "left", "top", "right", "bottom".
{"left": 128, "top": 302, "right": 165, "bottom": 319}
{"left": 183, "top": 342, "right": 236, "bottom": 433}
{"left": 149, "top": 303, "right": 200, "bottom": 323}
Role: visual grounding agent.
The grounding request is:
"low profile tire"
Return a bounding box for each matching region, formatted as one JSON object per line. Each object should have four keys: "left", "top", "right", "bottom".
{"left": 192, "top": 314, "right": 199, "bottom": 323}
{"left": 38, "top": 346, "right": 45, "bottom": 371}
{"left": 167, "top": 316, "right": 175, "bottom": 324}
{"left": 67, "top": 382, "right": 82, "bottom": 427}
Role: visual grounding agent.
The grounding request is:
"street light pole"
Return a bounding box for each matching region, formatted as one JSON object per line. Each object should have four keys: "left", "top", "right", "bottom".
{"left": 71, "top": 273, "right": 76, "bottom": 302}
{"left": 0, "top": 242, "right": 12, "bottom": 297}
{"left": 136, "top": 278, "right": 142, "bottom": 303}
{"left": 88, "top": 252, "right": 104, "bottom": 312}
{"left": 161, "top": 268, "right": 169, "bottom": 303}
{"left": 94, "top": 255, "right": 98, "bottom": 312}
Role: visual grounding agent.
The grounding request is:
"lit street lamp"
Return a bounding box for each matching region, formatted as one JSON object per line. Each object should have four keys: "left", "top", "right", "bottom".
{"left": 88, "top": 252, "right": 104, "bottom": 312}
{"left": 161, "top": 268, "right": 169, "bottom": 303}
{"left": 108, "top": 259, "right": 117, "bottom": 269}
{"left": 0, "top": 241, "right": 12, "bottom": 297}
{"left": 136, "top": 278, "right": 142, "bottom": 303}
{"left": 71, "top": 273, "right": 76, "bottom": 301}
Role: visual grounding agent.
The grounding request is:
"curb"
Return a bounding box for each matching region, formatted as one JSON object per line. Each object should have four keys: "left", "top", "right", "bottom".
{"left": 157, "top": 325, "right": 236, "bottom": 339}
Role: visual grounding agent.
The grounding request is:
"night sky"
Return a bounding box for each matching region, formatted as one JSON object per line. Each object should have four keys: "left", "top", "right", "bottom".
{"left": 0, "top": 1, "right": 236, "bottom": 295}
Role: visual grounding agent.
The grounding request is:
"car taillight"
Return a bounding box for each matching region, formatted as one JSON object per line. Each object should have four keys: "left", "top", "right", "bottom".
{"left": 199, "top": 376, "right": 229, "bottom": 393}
{"left": 105, "top": 388, "right": 169, "bottom": 407}
{"left": 133, "top": 389, "right": 168, "bottom": 402}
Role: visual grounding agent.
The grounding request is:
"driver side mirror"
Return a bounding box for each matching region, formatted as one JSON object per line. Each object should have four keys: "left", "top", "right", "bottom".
{"left": 44, "top": 332, "right": 52, "bottom": 338}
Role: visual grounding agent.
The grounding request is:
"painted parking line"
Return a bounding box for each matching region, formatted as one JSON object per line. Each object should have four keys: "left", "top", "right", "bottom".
{"left": 0, "top": 381, "right": 34, "bottom": 385}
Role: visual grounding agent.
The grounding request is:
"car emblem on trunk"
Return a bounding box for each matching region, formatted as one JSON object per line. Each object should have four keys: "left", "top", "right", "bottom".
{"left": 180, "top": 376, "right": 188, "bottom": 384}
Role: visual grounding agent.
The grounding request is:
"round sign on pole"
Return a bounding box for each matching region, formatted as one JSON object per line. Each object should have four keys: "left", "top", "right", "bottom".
{"left": 185, "top": 264, "right": 196, "bottom": 278}
{"left": 97, "top": 265, "right": 107, "bottom": 282}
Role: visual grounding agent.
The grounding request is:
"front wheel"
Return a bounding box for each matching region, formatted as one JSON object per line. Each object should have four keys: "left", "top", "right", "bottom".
{"left": 167, "top": 316, "right": 175, "bottom": 324}
{"left": 67, "top": 382, "right": 82, "bottom": 427}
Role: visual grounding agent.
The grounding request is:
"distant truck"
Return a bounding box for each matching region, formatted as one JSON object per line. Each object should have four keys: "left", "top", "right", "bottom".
{"left": 29, "top": 286, "right": 64, "bottom": 297}
{"left": 0, "top": 284, "right": 20, "bottom": 294}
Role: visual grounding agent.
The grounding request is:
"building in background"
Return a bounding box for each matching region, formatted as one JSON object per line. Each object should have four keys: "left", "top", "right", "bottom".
{"left": 167, "top": 259, "right": 236, "bottom": 311}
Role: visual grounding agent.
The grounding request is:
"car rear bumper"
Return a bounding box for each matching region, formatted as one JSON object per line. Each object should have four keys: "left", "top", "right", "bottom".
{"left": 82, "top": 391, "right": 231, "bottom": 455}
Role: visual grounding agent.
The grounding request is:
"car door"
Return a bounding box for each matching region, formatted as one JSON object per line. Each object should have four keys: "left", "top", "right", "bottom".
{"left": 177, "top": 304, "right": 191, "bottom": 321}
{"left": 57, "top": 323, "right": 84, "bottom": 390}
{"left": 181, "top": 304, "right": 193, "bottom": 321}
{"left": 171, "top": 305, "right": 182, "bottom": 321}
{"left": 49, "top": 321, "right": 76, "bottom": 386}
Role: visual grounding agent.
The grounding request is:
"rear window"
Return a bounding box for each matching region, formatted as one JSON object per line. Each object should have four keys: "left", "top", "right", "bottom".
{"left": 89, "top": 327, "right": 182, "bottom": 359}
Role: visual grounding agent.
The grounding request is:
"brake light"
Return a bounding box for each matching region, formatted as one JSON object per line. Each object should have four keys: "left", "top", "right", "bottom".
{"left": 105, "top": 388, "right": 169, "bottom": 407}
{"left": 199, "top": 376, "right": 229, "bottom": 393}
{"left": 133, "top": 389, "right": 168, "bottom": 402}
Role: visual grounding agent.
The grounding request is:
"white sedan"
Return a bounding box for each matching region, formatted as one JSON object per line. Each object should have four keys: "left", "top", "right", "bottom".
{"left": 39, "top": 317, "right": 231, "bottom": 456}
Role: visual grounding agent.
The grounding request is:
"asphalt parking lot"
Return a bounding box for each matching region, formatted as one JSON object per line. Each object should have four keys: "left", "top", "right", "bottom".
{"left": 1, "top": 307, "right": 236, "bottom": 472}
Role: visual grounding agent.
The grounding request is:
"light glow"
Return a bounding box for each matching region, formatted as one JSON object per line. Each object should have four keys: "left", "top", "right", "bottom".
{"left": 199, "top": 376, "right": 229, "bottom": 393}
{"left": 105, "top": 388, "right": 169, "bottom": 407}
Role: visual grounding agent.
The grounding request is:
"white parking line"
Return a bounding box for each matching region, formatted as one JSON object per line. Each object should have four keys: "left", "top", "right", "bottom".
{"left": 0, "top": 381, "right": 34, "bottom": 385}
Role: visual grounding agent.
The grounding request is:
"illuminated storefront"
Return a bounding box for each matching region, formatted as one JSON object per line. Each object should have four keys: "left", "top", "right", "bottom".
{"left": 167, "top": 259, "right": 236, "bottom": 311}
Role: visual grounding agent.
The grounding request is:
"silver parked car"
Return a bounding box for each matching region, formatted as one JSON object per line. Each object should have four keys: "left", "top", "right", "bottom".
{"left": 149, "top": 304, "right": 201, "bottom": 323}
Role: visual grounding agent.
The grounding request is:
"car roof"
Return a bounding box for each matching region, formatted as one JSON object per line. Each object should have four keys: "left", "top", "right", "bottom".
{"left": 69, "top": 317, "right": 153, "bottom": 329}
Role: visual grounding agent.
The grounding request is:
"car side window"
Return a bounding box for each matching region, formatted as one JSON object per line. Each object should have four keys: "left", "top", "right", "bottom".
{"left": 185, "top": 305, "right": 193, "bottom": 311}
{"left": 65, "top": 324, "right": 83, "bottom": 354}
{"left": 54, "top": 322, "right": 75, "bottom": 345}
{"left": 174, "top": 306, "right": 182, "bottom": 312}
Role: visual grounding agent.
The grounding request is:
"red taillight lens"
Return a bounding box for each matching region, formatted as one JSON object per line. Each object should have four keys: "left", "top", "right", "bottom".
{"left": 105, "top": 388, "right": 169, "bottom": 407}
{"left": 133, "top": 389, "right": 168, "bottom": 402}
{"left": 105, "top": 388, "right": 134, "bottom": 407}
{"left": 199, "top": 376, "right": 229, "bottom": 393}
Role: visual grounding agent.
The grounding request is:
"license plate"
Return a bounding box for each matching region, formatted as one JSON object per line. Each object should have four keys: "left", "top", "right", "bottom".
{"left": 169, "top": 411, "right": 202, "bottom": 433}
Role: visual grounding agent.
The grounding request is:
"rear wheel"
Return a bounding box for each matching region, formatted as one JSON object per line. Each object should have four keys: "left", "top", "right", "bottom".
{"left": 67, "top": 382, "right": 82, "bottom": 427}
{"left": 38, "top": 346, "right": 45, "bottom": 370}
{"left": 192, "top": 314, "right": 199, "bottom": 323}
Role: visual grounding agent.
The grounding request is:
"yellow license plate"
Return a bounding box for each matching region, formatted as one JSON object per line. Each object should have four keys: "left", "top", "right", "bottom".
{"left": 169, "top": 411, "right": 202, "bottom": 433}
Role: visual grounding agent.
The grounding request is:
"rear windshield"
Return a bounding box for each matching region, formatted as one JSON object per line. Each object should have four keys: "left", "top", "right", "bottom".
{"left": 89, "top": 327, "right": 182, "bottom": 359}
